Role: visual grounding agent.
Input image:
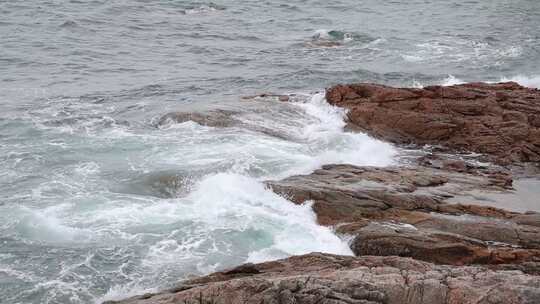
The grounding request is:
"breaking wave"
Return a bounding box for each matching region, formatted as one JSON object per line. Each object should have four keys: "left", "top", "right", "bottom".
{"left": 1, "top": 92, "right": 395, "bottom": 303}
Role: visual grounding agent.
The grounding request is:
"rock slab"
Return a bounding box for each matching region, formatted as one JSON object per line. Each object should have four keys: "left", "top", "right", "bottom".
{"left": 105, "top": 253, "right": 540, "bottom": 304}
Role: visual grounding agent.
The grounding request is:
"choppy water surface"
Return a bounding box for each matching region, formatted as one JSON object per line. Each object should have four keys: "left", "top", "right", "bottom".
{"left": 1, "top": 1, "right": 540, "bottom": 303}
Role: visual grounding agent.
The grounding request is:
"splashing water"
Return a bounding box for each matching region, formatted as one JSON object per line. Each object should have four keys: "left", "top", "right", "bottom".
{"left": 0, "top": 93, "right": 395, "bottom": 303}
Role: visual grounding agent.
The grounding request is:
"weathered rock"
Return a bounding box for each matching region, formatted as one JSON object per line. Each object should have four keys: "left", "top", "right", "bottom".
{"left": 267, "top": 163, "right": 540, "bottom": 265}
{"left": 155, "top": 108, "right": 294, "bottom": 140}
{"left": 514, "top": 213, "right": 540, "bottom": 227}
{"left": 326, "top": 82, "right": 540, "bottom": 165}
{"left": 105, "top": 253, "right": 540, "bottom": 304}
{"left": 350, "top": 222, "right": 540, "bottom": 265}
{"left": 267, "top": 164, "right": 515, "bottom": 226}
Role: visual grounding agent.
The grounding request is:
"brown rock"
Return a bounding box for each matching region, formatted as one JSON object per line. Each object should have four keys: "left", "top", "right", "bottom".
{"left": 105, "top": 253, "right": 540, "bottom": 304}
{"left": 326, "top": 82, "right": 540, "bottom": 165}
{"left": 350, "top": 222, "right": 540, "bottom": 265}
{"left": 278, "top": 95, "right": 290, "bottom": 102}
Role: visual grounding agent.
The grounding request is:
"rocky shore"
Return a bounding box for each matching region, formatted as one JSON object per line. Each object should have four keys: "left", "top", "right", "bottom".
{"left": 326, "top": 82, "right": 540, "bottom": 165}
{"left": 109, "top": 82, "right": 540, "bottom": 304}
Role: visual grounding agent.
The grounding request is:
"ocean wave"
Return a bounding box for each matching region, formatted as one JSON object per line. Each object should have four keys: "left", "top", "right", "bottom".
{"left": 186, "top": 173, "right": 353, "bottom": 262}
{"left": 1, "top": 91, "right": 396, "bottom": 303}
{"left": 11, "top": 206, "right": 91, "bottom": 243}
{"left": 440, "top": 75, "right": 466, "bottom": 86}
{"left": 282, "top": 93, "right": 395, "bottom": 176}
{"left": 7, "top": 172, "right": 353, "bottom": 303}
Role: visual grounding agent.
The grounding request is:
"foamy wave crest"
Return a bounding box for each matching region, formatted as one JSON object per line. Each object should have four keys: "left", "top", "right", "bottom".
{"left": 186, "top": 173, "right": 353, "bottom": 262}
{"left": 402, "top": 75, "right": 463, "bottom": 89}
{"left": 13, "top": 206, "right": 90, "bottom": 243}
{"left": 275, "top": 93, "right": 396, "bottom": 177}
{"left": 440, "top": 75, "right": 465, "bottom": 86}
{"left": 413, "top": 74, "right": 540, "bottom": 89}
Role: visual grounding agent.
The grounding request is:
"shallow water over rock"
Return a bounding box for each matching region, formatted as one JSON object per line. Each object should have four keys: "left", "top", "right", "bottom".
{"left": 449, "top": 178, "right": 540, "bottom": 213}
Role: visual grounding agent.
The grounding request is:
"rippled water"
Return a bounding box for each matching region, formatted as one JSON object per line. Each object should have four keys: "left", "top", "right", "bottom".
{"left": 1, "top": 1, "right": 540, "bottom": 303}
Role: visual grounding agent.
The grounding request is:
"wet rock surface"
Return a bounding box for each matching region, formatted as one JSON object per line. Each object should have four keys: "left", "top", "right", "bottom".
{"left": 155, "top": 107, "right": 296, "bottom": 141}
{"left": 326, "top": 82, "right": 540, "bottom": 165}
{"left": 106, "top": 253, "right": 540, "bottom": 304}
{"left": 156, "top": 110, "right": 240, "bottom": 128}
{"left": 267, "top": 162, "right": 540, "bottom": 266}
{"left": 267, "top": 163, "right": 516, "bottom": 225}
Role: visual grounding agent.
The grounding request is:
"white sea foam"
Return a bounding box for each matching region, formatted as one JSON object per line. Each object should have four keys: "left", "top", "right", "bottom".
{"left": 440, "top": 74, "right": 540, "bottom": 88}
{"left": 189, "top": 173, "right": 353, "bottom": 261}
{"left": 440, "top": 74, "right": 465, "bottom": 86}
{"left": 311, "top": 29, "right": 354, "bottom": 43}
{"left": 412, "top": 74, "right": 540, "bottom": 89}
{"left": 288, "top": 93, "right": 395, "bottom": 172}
{"left": 41, "top": 171, "right": 354, "bottom": 303}
{"left": 312, "top": 29, "right": 332, "bottom": 40}
{"left": 13, "top": 206, "right": 90, "bottom": 243}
